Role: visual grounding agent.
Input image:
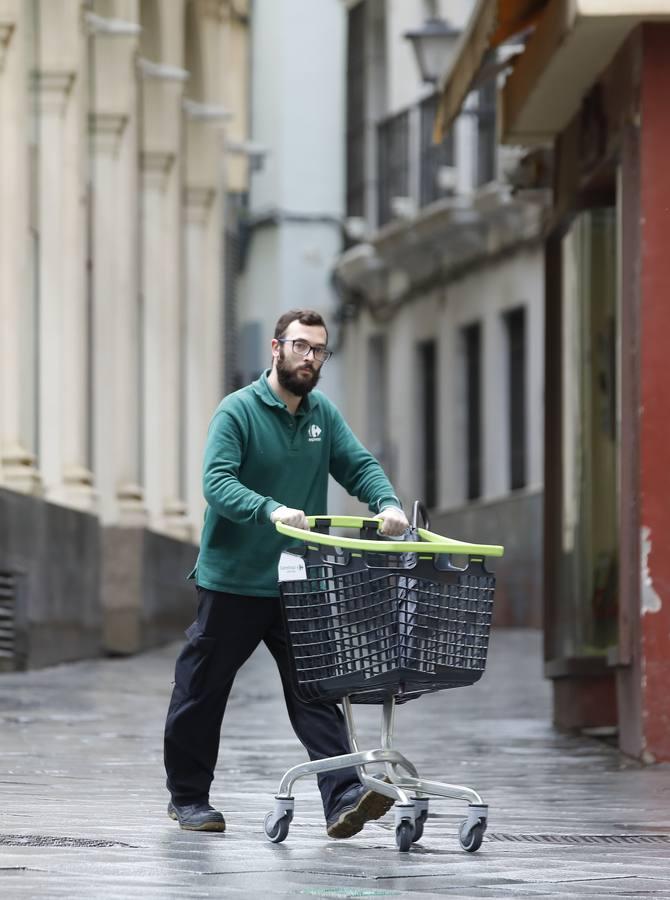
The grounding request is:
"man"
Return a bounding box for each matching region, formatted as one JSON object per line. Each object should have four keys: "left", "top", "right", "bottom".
{"left": 164, "top": 309, "right": 409, "bottom": 837}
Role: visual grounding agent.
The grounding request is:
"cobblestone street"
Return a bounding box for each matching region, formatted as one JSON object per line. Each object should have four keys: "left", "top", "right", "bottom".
{"left": 1, "top": 629, "right": 669, "bottom": 898}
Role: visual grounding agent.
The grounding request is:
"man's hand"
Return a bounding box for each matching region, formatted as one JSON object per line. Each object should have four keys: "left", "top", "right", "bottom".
{"left": 374, "top": 506, "right": 409, "bottom": 537}
{"left": 270, "top": 506, "right": 309, "bottom": 530}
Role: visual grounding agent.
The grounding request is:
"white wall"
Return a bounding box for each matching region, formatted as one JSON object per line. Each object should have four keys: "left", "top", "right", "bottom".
{"left": 239, "top": 0, "right": 346, "bottom": 408}
{"left": 339, "top": 247, "right": 545, "bottom": 514}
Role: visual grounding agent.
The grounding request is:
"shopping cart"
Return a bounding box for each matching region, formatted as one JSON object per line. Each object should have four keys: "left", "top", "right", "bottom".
{"left": 263, "top": 503, "right": 504, "bottom": 853}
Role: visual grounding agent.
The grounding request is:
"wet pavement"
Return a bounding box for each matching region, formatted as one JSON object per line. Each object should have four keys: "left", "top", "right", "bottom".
{"left": 1, "top": 628, "right": 669, "bottom": 898}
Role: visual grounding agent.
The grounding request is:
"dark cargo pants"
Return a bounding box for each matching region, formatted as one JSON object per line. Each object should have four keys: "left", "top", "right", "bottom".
{"left": 163, "top": 586, "right": 360, "bottom": 818}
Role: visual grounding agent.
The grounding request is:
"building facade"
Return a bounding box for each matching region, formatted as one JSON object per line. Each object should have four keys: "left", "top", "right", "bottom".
{"left": 436, "top": 0, "right": 670, "bottom": 761}
{"left": 333, "top": 0, "right": 546, "bottom": 627}
{"left": 235, "top": 0, "right": 347, "bottom": 408}
{"left": 0, "top": 0, "right": 250, "bottom": 668}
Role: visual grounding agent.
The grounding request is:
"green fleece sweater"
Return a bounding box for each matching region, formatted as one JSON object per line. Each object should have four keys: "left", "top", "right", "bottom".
{"left": 191, "top": 371, "right": 401, "bottom": 596}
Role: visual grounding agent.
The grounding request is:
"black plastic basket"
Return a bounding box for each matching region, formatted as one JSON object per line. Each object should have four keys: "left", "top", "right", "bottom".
{"left": 277, "top": 519, "right": 498, "bottom": 705}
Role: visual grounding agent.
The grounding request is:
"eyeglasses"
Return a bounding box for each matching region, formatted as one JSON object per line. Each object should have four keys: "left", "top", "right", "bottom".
{"left": 277, "top": 338, "right": 333, "bottom": 363}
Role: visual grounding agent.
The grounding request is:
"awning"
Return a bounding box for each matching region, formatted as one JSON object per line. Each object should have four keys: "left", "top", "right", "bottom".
{"left": 436, "top": 0, "right": 670, "bottom": 146}
{"left": 434, "top": 0, "right": 549, "bottom": 141}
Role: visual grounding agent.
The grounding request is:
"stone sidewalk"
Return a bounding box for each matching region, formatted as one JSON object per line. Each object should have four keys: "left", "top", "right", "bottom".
{"left": 1, "top": 629, "right": 669, "bottom": 898}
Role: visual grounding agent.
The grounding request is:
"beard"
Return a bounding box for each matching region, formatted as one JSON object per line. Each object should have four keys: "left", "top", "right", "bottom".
{"left": 276, "top": 348, "right": 321, "bottom": 397}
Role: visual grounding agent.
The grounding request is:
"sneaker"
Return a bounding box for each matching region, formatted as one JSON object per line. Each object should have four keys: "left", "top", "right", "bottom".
{"left": 167, "top": 799, "right": 226, "bottom": 832}
{"left": 326, "top": 781, "right": 394, "bottom": 839}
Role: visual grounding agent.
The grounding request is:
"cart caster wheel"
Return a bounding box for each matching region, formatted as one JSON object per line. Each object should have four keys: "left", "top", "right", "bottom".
{"left": 412, "top": 811, "right": 427, "bottom": 843}
{"left": 458, "top": 819, "right": 485, "bottom": 853}
{"left": 264, "top": 812, "right": 291, "bottom": 844}
{"left": 395, "top": 820, "right": 414, "bottom": 852}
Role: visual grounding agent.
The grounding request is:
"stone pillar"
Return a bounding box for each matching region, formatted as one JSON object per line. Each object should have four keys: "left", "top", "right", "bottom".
{"left": 89, "top": 18, "right": 146, "bottom": 526}
{"left": 139, "top": 59, "right": 191, "bottom": 539}
{"left": 618, "top": 24, "right": 670, "bottom": 763}
{"left": 139, "top": 63, "right": 190, "bottom": 538}
{"left": 183, "top": 99, "right": 228, "bottom": 531}
{"left": 0, "top": 3, "right": 42, "bottom": 493}
{"left": 184, "top": 184, "right": 220, "bottom": 530}
{"left": 36, "top": 69, "right": 94, "bottom": 510}
{"left": 35, "top": 1, "right": 95, "bottom": 511}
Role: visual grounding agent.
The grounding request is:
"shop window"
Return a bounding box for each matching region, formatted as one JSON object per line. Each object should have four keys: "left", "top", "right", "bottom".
{"left": 558, "top": 209, "right": 618, "bottom": 660}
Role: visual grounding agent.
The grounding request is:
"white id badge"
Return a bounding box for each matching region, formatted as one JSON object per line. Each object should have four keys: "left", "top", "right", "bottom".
{"left": 278, "top": 552, "right": 307, "bottom": 582}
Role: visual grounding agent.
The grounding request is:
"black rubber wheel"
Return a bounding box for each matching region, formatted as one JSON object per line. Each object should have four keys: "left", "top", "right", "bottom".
{"left": 458, "top": 820, "right": 485, "bottom": 853}
{"left": 264, "top": 812, "right": 290, "bottom": 844}
{"left": 395, "top": 820, "right": 414, "bottom": 852}
{"left": 411, "top": 812, "right": 427, "bottom": 843}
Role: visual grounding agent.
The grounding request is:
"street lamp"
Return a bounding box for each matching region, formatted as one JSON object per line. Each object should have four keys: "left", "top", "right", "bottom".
{"left": 404, "top": 17, "right": 461, "bottom": 85}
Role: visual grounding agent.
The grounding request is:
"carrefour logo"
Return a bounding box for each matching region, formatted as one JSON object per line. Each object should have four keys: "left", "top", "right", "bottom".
{"left": 308, "top": 424, "right": 322, "bottom": 442}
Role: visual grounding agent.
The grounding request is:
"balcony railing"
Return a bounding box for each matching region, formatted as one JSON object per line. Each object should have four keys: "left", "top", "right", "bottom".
{"left": 476, "top": 83, "right": 496, "bottom": 187}
{"left": 376, "top": 110, "right": 410, "bottom": 227}
{"left": 420, "top": 93, "right": 454, "bottom": 208}
{"left": 350, "top": 89, "right": 497, "bottom": 233}
{"left": 375, "top": 94, "right": 458, "bottom": 229}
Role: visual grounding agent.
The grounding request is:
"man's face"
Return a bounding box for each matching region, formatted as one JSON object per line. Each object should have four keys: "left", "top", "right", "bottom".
{"left": 272, "top": 321, "right": 329, "bottom": 397}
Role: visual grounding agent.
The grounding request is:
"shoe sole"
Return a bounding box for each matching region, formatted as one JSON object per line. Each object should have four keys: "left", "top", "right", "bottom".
{"left": 168, "top": 804, "right": 226, "bottom": 832}
{"left": 327, "top": 787, "right": 395, "bottom": 839}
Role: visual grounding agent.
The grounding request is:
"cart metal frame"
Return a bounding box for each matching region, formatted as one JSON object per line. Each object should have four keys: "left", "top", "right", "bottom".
{"left": 264, "top": 506, "right": 503, "bottom": 853}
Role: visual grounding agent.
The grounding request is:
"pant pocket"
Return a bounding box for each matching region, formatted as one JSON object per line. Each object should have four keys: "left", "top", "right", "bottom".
{"left": 175, "top": 623, "right": 218, "bottom": 697}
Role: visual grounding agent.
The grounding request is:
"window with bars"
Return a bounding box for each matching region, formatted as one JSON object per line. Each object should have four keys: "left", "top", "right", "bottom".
{"left": 463, "top": 323, "right": 482, "bottom": 501}
{"left": 505, "top": 307, "right": 527, "bottom": 490}
{"left": 346, "top": 2, "right": 366, "bottom": 220}
{"left": 476, "top": 82, "right": 497, "bottom": 187}
{"left": 376, "top": 109, "right": 410, "bottom": 227}
{"left": 419, "top": 92, "right": 455, "bottom": 208}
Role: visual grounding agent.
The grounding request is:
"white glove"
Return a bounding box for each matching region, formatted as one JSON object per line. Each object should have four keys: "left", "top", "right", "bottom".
{"left": 374, "top": 506, "right": 409, "bottom": 537}
{"left": 270, "top": 505, "right": 309, "bottom": 530}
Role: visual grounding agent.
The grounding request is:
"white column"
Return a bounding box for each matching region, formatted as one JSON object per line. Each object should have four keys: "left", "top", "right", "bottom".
{"left": 90, "top": 113, "right": 146, "bottom": 525}
{"left": 184, "top": 185, "right": 222, "bottom": 530}
{"left": 87, "top": 12, "right": 146, "bottom": 525}
{"left": 114, "top": 101, "right": 146, "bottom": 525}
{"left": 141, "top": 150, "right": 189, "bottom": 538}
{"left": 0, "top": 6, "right": 42, "bottom": 493}
{"left": 61, "top": 62, "right": 96, "bottom": 511}
{"left": 36, "top": 69, "right": 96, "bottom": 510}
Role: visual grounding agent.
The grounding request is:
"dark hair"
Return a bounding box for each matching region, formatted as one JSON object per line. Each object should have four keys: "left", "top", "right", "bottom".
{"left": 274, "top": 309, "right": 328, "bottom": 343}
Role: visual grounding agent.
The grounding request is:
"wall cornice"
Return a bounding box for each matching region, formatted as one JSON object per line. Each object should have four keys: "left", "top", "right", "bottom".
{"left": 33, "top": 70, "right": 76, "bottom": 114}
{"left": 90, "top": 112, "right": 128, "bottom": 154}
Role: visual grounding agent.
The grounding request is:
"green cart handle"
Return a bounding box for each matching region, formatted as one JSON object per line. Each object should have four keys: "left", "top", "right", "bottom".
{"left": 275, "top": 515, "right": 504, "bottom": 557}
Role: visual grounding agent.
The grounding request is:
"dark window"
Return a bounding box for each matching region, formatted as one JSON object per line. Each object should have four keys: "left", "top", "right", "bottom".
{"left": 367, "top": 334, "right": 392, "bottom": 478}
{"left": 377, "top": 110, "right": 409, "bottom": 226}
{"left": 346, "top": 2, "right": 366, "bottom": 220}
{"left": 418, "top": 340, "right": 438, "bottom": 508}
{"left": 476, "top": 82, "right": 496, "bottom": 187}
{"left": 463, "top": 323, "right": 482, "bottom": 500}
{"left": 506, "top": 307, "right": 526, "bottom": 490}
{"left": 419, "top": 92, "right": 454, "bottom": 207}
